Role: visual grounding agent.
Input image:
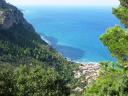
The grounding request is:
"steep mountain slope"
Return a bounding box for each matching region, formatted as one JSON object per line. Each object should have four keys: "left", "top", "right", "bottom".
{"left": 0, "top": 1, "right": 77, "bottom": 95}
{"left": 0, "top": 0, "right": 65, "bottom": 65}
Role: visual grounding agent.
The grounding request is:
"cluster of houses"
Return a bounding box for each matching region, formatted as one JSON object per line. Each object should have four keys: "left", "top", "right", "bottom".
{"left": 73, "top": 63, "right": 100, "bottom": 92}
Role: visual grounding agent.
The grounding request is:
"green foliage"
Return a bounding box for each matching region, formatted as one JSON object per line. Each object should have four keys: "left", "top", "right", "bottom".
{"left": 100, "top": 26, "right": 128, "bottom": 66}
{"left": 119, "top": 0, "right": 128, "bottom": 7}
{"left": 84, "top": 64, "right": 128, "bottom": 96}
{"left": 0, "top": 23, "right": 76, "bottom": 82}
{"left": 0, "top": 64, "right": 15, "bottom": 96}
{"left": 0, "top": 10, "right": 76, "bottom": 96}
{"left": 0, "top": 64, "right": 71, "bottom": 96}
{"left": 0, "top": 24, "right": 46, "bottom": 47}
{"left": 86, "top": 0, "right": 128, "bottom": 96}
{"left": 113, "top": 0, "right": 128, "bottom": 27}
{"left": 113, "top": 6, "right": 128, "bottom": 28}
{"left": 14, "top": 65, "right": 70, "bottom": 96}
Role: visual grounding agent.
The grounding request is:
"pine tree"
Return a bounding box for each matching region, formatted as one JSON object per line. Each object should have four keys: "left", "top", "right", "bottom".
{"left": 100, "top": 0, "right": 128, "bottom": 67}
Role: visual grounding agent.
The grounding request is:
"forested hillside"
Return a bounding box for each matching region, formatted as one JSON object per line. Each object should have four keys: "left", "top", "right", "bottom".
{"left": 0, "top": 0, "right": 77, "bottom": 95}
{"left": 1, "top": 0, "right": 128, "bottom": 96}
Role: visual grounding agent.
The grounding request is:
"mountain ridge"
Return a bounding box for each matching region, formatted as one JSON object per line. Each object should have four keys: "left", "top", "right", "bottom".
{"left": 0, "top": 0, "right": 82, "bottom": 95}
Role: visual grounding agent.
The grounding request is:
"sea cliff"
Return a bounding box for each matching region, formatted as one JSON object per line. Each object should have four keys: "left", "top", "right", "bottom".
{"left": 0, "top": 0, "right": 34, "bottom": 31}
{"left": 0, "top": 0, "right": 101, "bottom": 95}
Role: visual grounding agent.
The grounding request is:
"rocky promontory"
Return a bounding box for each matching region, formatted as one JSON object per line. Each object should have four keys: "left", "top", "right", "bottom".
{"left": 0, "top": 0, "right": 34, "bottom": 31}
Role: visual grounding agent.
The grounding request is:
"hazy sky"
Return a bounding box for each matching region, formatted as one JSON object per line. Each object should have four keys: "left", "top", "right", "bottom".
{"left": 7, "top": 0, "right": 119, "bottom": 6}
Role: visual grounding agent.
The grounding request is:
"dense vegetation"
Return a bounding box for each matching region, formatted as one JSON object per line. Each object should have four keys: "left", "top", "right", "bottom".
{"left": 84, "top": 0, "right": 128, "bottom": 95}
{"left": 0, "top": 64, "right": 71, "bottom": 96}
{"left": 84, "top": 62, "right": 128, "bottom": 96}
{"left": 0, "top": 8, "right": 77, "bottom": 95}
{"left": 2, "top": 0, "right": 128, "bottom": 95}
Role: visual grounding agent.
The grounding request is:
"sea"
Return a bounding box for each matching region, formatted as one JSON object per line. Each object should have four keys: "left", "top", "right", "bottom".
{"left": 19, "top": 6, "right": 120, "bottom": 62}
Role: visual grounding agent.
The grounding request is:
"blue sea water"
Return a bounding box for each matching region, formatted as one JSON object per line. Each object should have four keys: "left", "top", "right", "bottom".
{"left": 21, "top": 6, "right": 119, "bottom": 62}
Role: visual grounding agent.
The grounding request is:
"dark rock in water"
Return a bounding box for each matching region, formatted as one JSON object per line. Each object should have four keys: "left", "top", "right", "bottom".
{"left": 43, "top": 36, "right": 85, "bottom": 60}
{"left": 56, "top": 45, "right": 85, "bottom": 60}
